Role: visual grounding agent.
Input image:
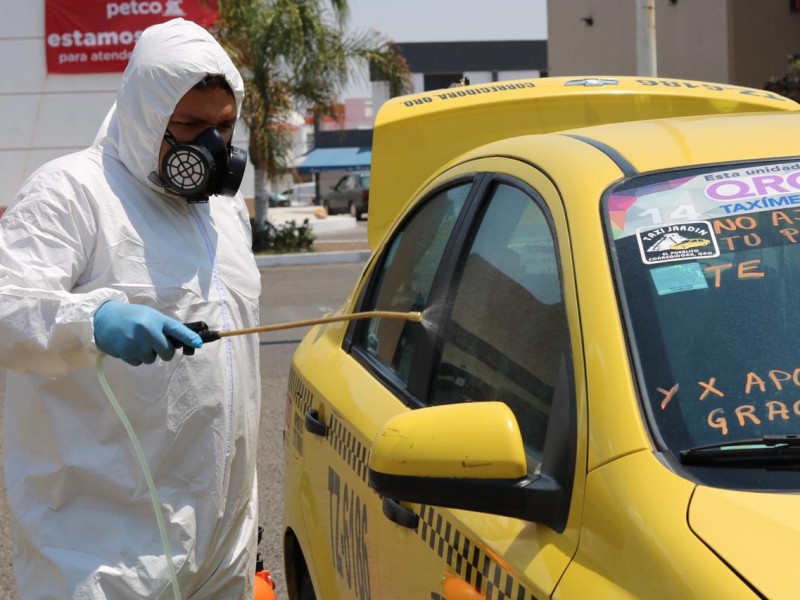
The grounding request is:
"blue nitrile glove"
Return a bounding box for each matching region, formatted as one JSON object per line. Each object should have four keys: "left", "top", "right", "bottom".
{"left": 93, "top": 301, "right": 202, "bottom": 366}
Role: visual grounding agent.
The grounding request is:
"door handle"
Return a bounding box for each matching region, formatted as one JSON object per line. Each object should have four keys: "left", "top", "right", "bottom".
{"left": 304, "top": 408, "right": 328, "bottom": 436}
{"left": 382, "top": 497, "right": 419, "bottom": 529}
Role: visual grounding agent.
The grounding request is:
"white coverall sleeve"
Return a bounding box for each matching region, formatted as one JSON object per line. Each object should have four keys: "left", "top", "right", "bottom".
{"left": 0, "top": 173, "right": 127, "bottom": 377}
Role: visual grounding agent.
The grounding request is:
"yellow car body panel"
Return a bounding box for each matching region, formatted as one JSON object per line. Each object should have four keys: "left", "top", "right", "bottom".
{"left": 284, "top": 76, "right": 800, "bottom": 600}
{"left": 689, "top": 486, "right": 800, "bottom": 600}
{"left": 567, "top": 110, "right": 800, "bottom": 174}
{"left": 555, "top": 451, "right": 756, "bottom": 599}
{"left": 287, "top": 319, "right": 420, "bottom": 600}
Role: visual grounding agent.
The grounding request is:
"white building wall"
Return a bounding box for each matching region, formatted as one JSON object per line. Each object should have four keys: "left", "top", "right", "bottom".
{"left": 0, "top": 1, "right": 254, "bottom": 209}
{"left": 1, "top": 2, "right": 115, "bottom": 206}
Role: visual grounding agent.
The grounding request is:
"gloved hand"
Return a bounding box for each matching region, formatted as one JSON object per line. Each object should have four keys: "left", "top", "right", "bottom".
{"left": 94, "top": 301, "right": 202, "bottom": 366}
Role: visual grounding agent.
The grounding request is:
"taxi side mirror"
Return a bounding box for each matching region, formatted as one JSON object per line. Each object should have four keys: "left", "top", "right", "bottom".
{"left": 367, "top": 401, "right": 570, "bottom": 532}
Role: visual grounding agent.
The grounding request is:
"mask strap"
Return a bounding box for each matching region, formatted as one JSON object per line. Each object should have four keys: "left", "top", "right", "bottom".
{"left": 163, "top": 130, "right": 178, "bottom": 147}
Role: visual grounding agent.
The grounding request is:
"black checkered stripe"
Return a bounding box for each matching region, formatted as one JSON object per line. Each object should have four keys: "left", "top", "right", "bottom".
{"left": 419, "top": 504, "right": 538, "bottom": 600}
{"left": 288, "top": 368, "right": 314, "bottom": 417}
{"left": 327, "top": 412, "right": 370, "bottom": 483}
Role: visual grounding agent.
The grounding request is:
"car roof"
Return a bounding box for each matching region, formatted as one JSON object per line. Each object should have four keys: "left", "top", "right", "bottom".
{"left": 560, "top": 110, "right": 800, "bottom": 174}
{"left": 368, "top": 76, "right": 799, "bottom": 248}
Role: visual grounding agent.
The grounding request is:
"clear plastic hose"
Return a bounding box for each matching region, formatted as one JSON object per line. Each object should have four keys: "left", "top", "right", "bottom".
{"left": 91, "top": 308, "right": 424, "bottom": 599}
{"left": 95, "top": 354, "right": 182, "bottom": 600}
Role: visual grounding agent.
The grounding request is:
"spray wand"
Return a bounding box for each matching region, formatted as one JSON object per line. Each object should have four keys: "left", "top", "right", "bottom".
{"left": 97, "top": 309, "right": 422, "bottom": 598}
{"left": 174, "top": 310, "right": 424, "bottom": 354}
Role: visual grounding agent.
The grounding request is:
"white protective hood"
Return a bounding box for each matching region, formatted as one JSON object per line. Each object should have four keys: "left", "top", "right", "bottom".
{"left": 0, "top": 18, "right": 261, "bottom": 599}
{"left": 103, "top": 18, "right": 244, "bottom": 192}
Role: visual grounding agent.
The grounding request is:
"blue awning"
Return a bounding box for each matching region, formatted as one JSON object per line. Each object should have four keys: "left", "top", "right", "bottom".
{"left": 295, "top": 147, "right": 371, "bottom": 174}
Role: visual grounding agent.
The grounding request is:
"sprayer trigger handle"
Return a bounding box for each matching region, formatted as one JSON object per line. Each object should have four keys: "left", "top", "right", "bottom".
{"left": 168, "top": 321, "right": 213, "bottom": 355}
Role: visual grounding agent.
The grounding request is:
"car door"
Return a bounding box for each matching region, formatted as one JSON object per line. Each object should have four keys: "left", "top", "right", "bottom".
{"left": 345, "top": 158, "right": 587, "bottom": 599}
{"left": 328, "top": 174, "right": 356, "bottom": 213}
{"left": 287, "top": 328, "right": 383, "bottom": 600}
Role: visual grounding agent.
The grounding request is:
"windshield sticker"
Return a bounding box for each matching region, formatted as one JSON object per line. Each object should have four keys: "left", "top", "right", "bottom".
{"left": 608, "top": 161, "right": 800, "bottom": 240}
{"left": 650, "top": 263, "right": 708, "bottom": 295}
{"left": 704, "top": 163, "right": 800, "bottom": 212}
{"left": 637, "top": 221, "right": 719, "bottom": 264}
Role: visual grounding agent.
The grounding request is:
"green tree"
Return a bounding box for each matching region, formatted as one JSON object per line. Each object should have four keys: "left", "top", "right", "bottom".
{"left": 213, "top": 0, "right": 411, "bottom": 232}
{"left": 764, "top": 58, "right": 800, "bottom": 103}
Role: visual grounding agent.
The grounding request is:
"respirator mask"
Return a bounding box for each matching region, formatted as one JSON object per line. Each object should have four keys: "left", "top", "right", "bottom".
{"left": 158, "top": 128, "right": 247, "bottom": 203}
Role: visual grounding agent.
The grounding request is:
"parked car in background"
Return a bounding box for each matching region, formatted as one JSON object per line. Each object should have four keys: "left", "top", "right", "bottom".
{"left": 282, "top": 182, "right": 317, "bottom": 206}
{"left": 268, "top": 191, "right": 291, "bottom": 207}
{"left": 282, "top": 76, "right": 800, "bottom": 600}
{"left": 321, "top": 171, "right": 369, "bottom": 220}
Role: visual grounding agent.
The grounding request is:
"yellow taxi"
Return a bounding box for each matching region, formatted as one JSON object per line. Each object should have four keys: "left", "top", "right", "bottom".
{"left": 282, "top": 76, "right": 800, "bottom": 599}
{"left": 670, "top": 237, "right": 712, "bottom": 250}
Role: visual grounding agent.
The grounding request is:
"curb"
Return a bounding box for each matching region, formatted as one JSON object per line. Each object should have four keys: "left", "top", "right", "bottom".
{"left": 255, "top": 249, "right": 371, "bottom": 268}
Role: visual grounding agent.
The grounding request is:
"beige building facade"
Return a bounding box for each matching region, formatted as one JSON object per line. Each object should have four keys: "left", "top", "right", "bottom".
{"left": 547, "top": 0, "right": 800, "bottom": 88}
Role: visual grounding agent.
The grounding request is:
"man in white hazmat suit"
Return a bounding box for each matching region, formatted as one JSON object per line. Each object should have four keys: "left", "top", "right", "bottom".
{"left": 0, "top": 19, "right": 261, "bottom": 599}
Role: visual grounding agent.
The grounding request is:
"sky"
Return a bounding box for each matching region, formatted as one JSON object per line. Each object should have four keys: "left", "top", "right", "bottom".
{"left": 340, "top": 0, "right": 548, "bottom": 98}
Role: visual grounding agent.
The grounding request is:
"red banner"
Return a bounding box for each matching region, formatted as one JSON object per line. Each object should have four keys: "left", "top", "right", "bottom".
{"left": 45, "top": 0, "right": 219, "bottom": 74}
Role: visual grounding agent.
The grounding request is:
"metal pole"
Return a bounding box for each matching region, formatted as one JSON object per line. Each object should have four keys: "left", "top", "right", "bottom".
{"left": 636, "top": 0, "right": 657, "bottom": 77}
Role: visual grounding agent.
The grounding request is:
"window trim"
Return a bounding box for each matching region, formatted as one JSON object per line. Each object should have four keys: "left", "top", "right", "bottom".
{"left": 404, "top": 173, "right": 493, "bottom": 400}
{"left": 419, "top": 175, "right": 570, "bottom": 404}
{"left": 344, "top": 174, "right": 485, "bottom": 405}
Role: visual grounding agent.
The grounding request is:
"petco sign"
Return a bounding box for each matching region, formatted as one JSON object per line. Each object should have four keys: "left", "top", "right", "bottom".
{"left": 107, "top": 2, "right": 177, "bottom": 19}
{"left": 45, "top": 0, "right": 218, "bottom": 74}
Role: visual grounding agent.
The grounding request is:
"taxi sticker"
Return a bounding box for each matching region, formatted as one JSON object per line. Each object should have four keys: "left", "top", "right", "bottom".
{"left": 637, "top": 220, "right": 719, "bottom": 264}
{"left": 650, "top": 262, "right": 709, "bottom": 296}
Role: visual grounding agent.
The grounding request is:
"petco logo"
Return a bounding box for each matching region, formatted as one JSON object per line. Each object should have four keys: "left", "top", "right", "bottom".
{"left": 107, "top": 1, "right": 186, "bottom": 20}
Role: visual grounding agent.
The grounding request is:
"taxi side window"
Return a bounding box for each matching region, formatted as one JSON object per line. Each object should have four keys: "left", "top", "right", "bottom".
{"left": 356, "top": 184, "right": 471, "bottom": 384}
{"left": 431, "top": 183, "right": 568, "bottom": 460}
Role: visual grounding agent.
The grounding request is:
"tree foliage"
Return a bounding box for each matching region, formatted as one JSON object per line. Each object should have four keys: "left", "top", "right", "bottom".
{"left": 250, "top": 218, "right": 315, "bottom": 253}
{"left": 211, "top": 0, "right": 411, "bottom": 231}
{"left": 763, "top": 59, "right": 800, "bottom": 103}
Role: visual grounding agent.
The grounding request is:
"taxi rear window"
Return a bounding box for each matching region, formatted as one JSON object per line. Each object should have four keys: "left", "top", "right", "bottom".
{"left": 605, "top": 160, "right": 800, "bottom": 458}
